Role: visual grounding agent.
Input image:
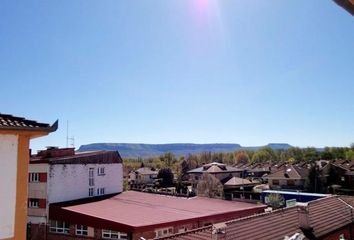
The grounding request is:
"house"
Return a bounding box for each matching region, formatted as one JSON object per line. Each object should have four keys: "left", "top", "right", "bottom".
{"left": 47, "top": 191, "right": 266, "bottom": 240}
{"left": 156, "top": 195, "right": 354, "bottom": 240}
{"left": 27, "top": 147, "right": 123, "bottom": 239}
{"left": 223, "top": 177, "right": 260, "bottom": 201}
{"left": 0, "top": 113, "right": 56, "bottom": 240}
{"left": 188, "top": 162, "right": 244, "bottom": 189}
{"left": 266, "top": 165, "right": 309, "bottom": 191}
{"left": 330, "top": 159, "right": 354, "bottom": 193}
{"left": 129, "top": 167, "right": 158, "bottom": 189}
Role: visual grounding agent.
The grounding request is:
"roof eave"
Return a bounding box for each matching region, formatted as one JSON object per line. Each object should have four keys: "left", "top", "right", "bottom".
{"left": 0, "top": 119, "right": 58, "bottom": 135}
{"left": 334, "top": 0, "right": 354, "bottom": 16}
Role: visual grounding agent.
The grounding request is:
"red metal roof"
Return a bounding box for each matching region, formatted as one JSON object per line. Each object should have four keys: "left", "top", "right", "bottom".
{"left": 51, "top": 191, "right": 266, "bottom": 231}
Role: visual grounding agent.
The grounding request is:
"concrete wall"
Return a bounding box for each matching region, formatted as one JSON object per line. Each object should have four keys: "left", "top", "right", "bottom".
{"left": 0, "top": 134, "right": 18, "bottom": 239}
{"left": 48, "top": 163, "right": 123, "bottom": 203}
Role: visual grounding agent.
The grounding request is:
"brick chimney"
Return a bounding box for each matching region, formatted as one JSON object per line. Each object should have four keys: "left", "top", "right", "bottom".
{"left": 298, "top": 206, "right": 315, "bottom": 238}
{"left": 37, "top": 147, "right": 75, "bottom": 158}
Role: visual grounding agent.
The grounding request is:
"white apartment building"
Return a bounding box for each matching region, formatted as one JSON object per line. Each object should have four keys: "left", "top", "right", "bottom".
{"left": 27, "top": 147, "right": 123, "bottom": 227}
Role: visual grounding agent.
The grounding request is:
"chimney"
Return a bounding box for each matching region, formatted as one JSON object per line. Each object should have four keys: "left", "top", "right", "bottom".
{"left": 212, "top": 223, "right": 227, "bottom": 240}
{"left": 37, "top": 147, "right": 75, "bottom": 158}
{"left": 298, "top": 206, "right": 314, "bottom": 237}
{"left": 298, "top": 206, "right": 310, "bottom": 229}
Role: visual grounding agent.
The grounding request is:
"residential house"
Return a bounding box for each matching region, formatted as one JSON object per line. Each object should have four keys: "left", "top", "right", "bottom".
{"left": 129, "top": 167, "right": 158, "bottom": 189}
{"left": 27, "top": 147, "right": 123, "bottom": 239}
{"left": 188, "top": 162, "right": 243, "bottom": 189}
{"left": 266, "top": 165, "right": 309, "bottom": 191}
{"left": 330, "top": 159, "right": 354, "bottom": 194}
{"left": 223, "top": 177, "right": 260, "bottom": 201}
{"left": 0, "top": 113, "right": 56, "bottom": 240}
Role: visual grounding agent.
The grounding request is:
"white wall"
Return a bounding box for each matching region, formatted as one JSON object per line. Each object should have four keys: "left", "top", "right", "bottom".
{"left": 0, "top": 134, "right": 18, "bottom": 239}
{"left": 47, "top": 163, "right": 123, "bottom": 203}
{"left": 28, "top": 164, "right": 48, "bottom": 200}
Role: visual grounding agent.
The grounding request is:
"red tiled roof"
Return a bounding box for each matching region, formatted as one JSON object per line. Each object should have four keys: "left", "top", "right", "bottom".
{"left": 225, "top": 207, "right": 301, "bottom": 240}
{"left": 51, "top": 191, "right": 266, "bottom": 231}
{"left": 307, "top": 197, "right": 354, "bottom": 237}
{"left": 158, "top": 196, "right": 354, "bottom": 240}
{"left": 224, "top": 177, "right": 254, "bottom": 187}
{"left": 0, "top": 113, "right": 57, "bottom": 132}
{"left": 331, "top": 160, "right": 354, "bottom": 173}
{"left": 340, "top": 196, "right": 354, "bottom": 207}
{"left": 266, "top": 165, "right": 308, "bottom": 180}
{"left": 188, "top": 163, "right": 243, "bottom": 174}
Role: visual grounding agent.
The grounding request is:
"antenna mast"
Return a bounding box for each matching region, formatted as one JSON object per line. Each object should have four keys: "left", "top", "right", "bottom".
{"left": 66, "top": 120, "right": 75, "bottom": 148}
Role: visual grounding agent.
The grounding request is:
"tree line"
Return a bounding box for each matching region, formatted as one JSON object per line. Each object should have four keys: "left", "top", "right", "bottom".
{"left": 124, "top": 144, "right": 354, "bottom": 176}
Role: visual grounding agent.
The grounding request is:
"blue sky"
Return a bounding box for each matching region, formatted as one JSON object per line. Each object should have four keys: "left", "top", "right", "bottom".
{"left": 0, "top": 0, "right": 353, "bottom": 151}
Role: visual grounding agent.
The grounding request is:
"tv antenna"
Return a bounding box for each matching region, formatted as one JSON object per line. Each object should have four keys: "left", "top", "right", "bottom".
{"left": 66, "top": 120, "right": 75, "bottom": 148}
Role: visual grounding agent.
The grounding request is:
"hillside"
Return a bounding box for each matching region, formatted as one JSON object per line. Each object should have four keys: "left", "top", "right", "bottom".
{"left": 78, "top": 143, "right": 292, "bottom": 158}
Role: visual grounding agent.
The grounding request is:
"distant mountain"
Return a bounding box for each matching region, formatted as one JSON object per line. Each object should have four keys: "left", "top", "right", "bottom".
{"left": 78, "top": 143, "right": 293, "bottom": 158}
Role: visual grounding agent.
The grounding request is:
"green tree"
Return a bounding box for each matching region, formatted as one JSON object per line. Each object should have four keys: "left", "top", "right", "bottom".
{"left": 196, "top": 173, "right": 224, "bottom": 198}
{"left": 321, "top": 148, "right": 334, "bottom": 160}
{"left": 350, "top": 143, "right": 354, "bottom": 150}
{"left": 303, "top": 147, "right": 319, "bottom": 162}
{"left": 261, "top": 147, "right": 278, "bottom": 161}
{"left": 345, "top": 150, "right": 354, "bottom": 160}
{"left": 235, "top": 151, "right": 250, "bottom": 164}
{"left": 287, "top": 147, "right": 304, "bottom": 162}
{"left": 305, "top": 164, "right": 323, "bottom": 193}
{"left": 267, "top": 193, "right": 284, "bottom": 209}
{"left": 251, "top": 149, "right": 273, "bottom": 163}
{"left": 330, "top": 147, "right": 347, "bottom": 160}
{"left": 157, "top": 168, "right": 174, "bottom": 187}
{"left": 160, "top": 152, "right": 177, "bottom": 167}
{"left": 179, "top": 160, "right": 190, "bottom": 181}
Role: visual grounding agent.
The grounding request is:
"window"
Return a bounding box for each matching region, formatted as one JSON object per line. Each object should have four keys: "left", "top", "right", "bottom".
{"left": 89, "top": 178, "right": 95, "bottom": 186}
{"left": 89, "top": 188, "right": 94, "bottom": 197}
{"left": 178, "top": 227, "right": 187, "bottom": 233}
{"left": 49, "top": 220, "right": 70, "bottom": 234}
{"left": 272, "top": 179, "right": 280, "bottom": 185}
{"left": 97, "top": 188, "right": 105, "bottom": 196}
{"left": 29, "top": 173, "right": 40, "bottom": 182}
{"left": 76, "top": 225, "right": 88, "bottom": 236}
{"left": 102, "top": 229, "right": 128, "bottom": 239}
{"left": 155, "top": 227, "right": 173, "bottom": 238}
{"left": 89, "top": 168, "right": 95, "bottom": 186}
{"left": 287, "top": 180, "right": 295, "bottom": 186}
{"left": 98, "top": 167, "right": 105, "bottom": 176}
{"left": 29, "top": 199, "right": 39, "bottom": 208}
{"left": 89, "top": 168, "right": 95, "bottom": 178}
